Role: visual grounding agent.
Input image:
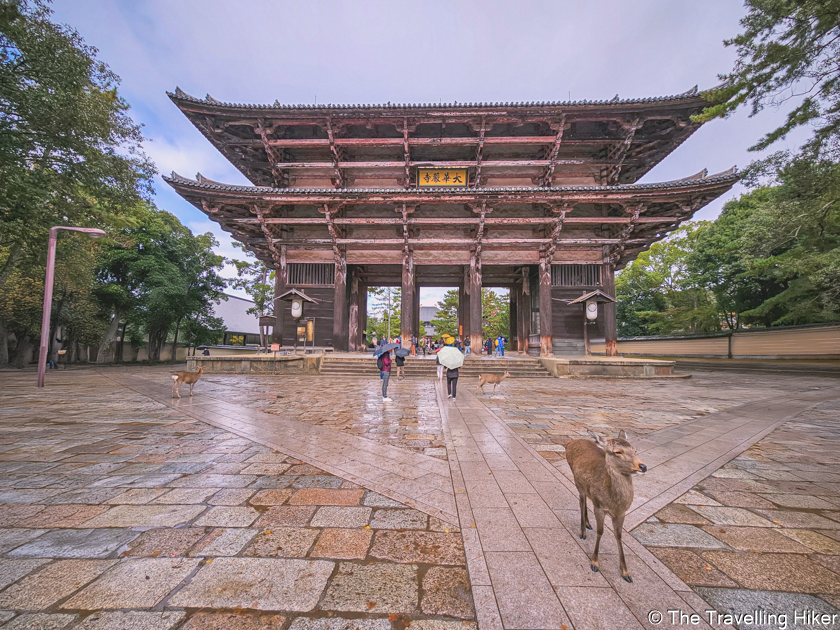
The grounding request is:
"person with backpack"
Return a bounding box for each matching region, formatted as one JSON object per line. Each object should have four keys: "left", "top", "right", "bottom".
{"left": 464, "top": 336, "right": 471, "bottom": 355}
{"left": 378, "top": 350, "right": 393, "bottom": 402}
{"left": 395, "top": 351, "right": 406, "bottom": 380}
{"left": 446, "top": 364, "right": 459, "bottom": 400}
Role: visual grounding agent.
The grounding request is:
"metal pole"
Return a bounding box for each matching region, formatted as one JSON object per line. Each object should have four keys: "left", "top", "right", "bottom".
{"left": 37, "top": 227, "right": 59, "bottom": 388}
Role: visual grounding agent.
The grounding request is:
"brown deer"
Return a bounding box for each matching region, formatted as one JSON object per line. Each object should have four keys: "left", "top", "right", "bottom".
{"left": 171, "top": 366, "right": 204, "bottom": 399}
{"left": 478, "top": 370, "right": 510, "bottom": 395}
{"left": 565, "top": 429, "right": 646, "bottom": 583}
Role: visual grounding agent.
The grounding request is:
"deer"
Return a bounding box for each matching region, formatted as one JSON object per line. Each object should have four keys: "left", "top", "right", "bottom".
{"left": 478, "top": 370, "right": 510, "bottom": 395}
{"left": 171, "top": 366, "right": 204, "bottom": 399}
{"left": 565, "top": 429, "right": 647, "bottom": 583}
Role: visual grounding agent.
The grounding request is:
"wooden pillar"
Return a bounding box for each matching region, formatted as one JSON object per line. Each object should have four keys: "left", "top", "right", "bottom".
{"left": 272, "top": 250, "right": 287, "bottom": 345}
{"left": 509, "top": 287, "right": 517, "bottom": 349}
{"left": 539, "top": 256, "right": 553, "bottom": 357}
{"left": 517, "top": 269, "right": 531, "bottom": 353}
{"left": 348, "top": 273, "right": 360, "bottom": 352}
{"left": 469, "top": 254, "right": 483, "bottom": 352}
{"left": 400, "top": 250, "right": 415, "bottom": 349}
{"left": 333, "top": 251, "right": 348, "bottom": 352}
{"left": 360, "top": 282, "right": 368, "bottom": 347}
{"left": 413, "top": 283, "right": 421, "bottom": 337}
{"left": 461, "top": 265, "right": 471, "bottom": 339}
{"left": 602, "top": 261, "right": 618, "bottom": 356}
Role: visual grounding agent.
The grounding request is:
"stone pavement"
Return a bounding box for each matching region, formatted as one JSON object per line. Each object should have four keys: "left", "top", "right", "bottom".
{"left": 0, "top": 371, "right": 473, "bottom": 630}
{"left": 633, "top": 397, "right": 840, "bottom": 621}
{"left": 1, "top": 366, "right": 838, "bottom": 630}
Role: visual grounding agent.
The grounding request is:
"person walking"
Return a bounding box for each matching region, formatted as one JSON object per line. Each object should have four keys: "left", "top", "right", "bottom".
{"left": 411, "top": 334, "right": 417, "bottom": 357}
{"left": 446, "top": 364, "right": 459, "bottom": 400}
{"left": 395, "top": 351, "right": 406, "bottom": 380}
{"left": 499, "top": 336, "right": 505, "bottom": 356}
{"left": 435, "top": 352, "right": 444, "bottom": 380}
{"left": 378, "top": 350, "right": 393, "bottom": 402}
{"left": 464, "top": 336, "right": 471, "bottom": 355}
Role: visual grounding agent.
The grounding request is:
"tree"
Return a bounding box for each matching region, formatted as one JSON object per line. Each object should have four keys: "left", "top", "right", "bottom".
{"left": 431, "top": 289, "right": 459, "bottom": 338}
{"left": 698, "top": 0, "right": 840, "bottom": 165}
{"left": 366, "top": 286, "right": 401, "bottom": 341}
{"left": 229, "top": 242, "right": 274, "bottom": 347}
{"left": 94, "top": 206, "right": 227, "bottom": 362}
{"left": 616, "top": 225, "right": 722, "bottom": 336}
{"left": 482, "top": 289, "right": 510, "bottom": 339}
{"left": 0, "top": 0, "right": 154, "bottom": 365}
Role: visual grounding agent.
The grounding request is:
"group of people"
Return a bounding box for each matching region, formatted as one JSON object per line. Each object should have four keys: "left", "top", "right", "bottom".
{"left": 484, "top": 335, "right": 506, "bottom": 356}
{"left": 376, "top": 334, "right": 461, "bottom": 402}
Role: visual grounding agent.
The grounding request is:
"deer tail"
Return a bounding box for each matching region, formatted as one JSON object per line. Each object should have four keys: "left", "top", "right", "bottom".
{"left": 171, "top": 375, "right": 179, "bottom": 381}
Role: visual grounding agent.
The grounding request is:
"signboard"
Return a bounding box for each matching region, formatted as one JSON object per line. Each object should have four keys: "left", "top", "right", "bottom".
{"left": 259, "top": 316, "right": 275, "bottom": 327}
{"left": 270, "top": 343, "right": 280, "bottom": 352}
{"left": 417, "top": 168, "right": 468, "bottom": 187}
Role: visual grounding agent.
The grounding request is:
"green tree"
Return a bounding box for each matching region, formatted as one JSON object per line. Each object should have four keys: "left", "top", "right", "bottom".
{"left": 431, "top": 289, "right": 459, "bottom": 338}
{"left": 482, "top": 289, "right": 510, "bottom": 339}
{"left": 94, "top": 206, "right": 227, "bottom": 362}
{"left": 698, "top": 0, "right": 840, "bottom": 165}
{"left": 0, "top": 0, "right": 153, "bottom": 365}
{"left": 616, "top": 225, "right": 722, "bottom": 336}
{"left": 229, "top": 242, "right": 274, "bottom": 347}
{"left": 365, "top": 286, "right": 400, "bottom": 342}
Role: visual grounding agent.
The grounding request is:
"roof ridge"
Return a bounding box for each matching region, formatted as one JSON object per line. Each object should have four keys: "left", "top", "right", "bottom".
{"left": 167, "top": 87, "right": 711, "bottom": 111}
{"left": 165, "top": 168, "right": 739, "bottom": 193}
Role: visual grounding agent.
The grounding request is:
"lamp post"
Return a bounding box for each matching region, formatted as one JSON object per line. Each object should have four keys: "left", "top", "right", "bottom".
{"left": 37, "top": 226, "right": 107, "bottom": 388}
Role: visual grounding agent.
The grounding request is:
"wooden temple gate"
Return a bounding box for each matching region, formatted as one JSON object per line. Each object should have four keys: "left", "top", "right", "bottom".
{"left": 165, "top": 87, "right": 738, "bottom": 356}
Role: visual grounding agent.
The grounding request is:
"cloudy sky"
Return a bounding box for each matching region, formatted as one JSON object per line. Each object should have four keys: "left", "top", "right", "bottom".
{"left": 51, "top": 0, "right": 804, "bottom": 306}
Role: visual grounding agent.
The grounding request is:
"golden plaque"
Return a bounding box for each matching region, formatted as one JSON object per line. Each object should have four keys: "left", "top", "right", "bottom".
{"left": 417, "top": 168, "right": 468, "bottom": 187}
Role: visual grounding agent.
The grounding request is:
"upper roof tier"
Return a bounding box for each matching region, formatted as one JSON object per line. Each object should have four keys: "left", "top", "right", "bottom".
{"left": 169, "top": 86, "right": 715, "bottom": 189}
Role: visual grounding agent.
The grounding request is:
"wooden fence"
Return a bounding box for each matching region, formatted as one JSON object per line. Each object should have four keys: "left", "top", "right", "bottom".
{"left": 590, "top": 323, "right": 840, "bottom": 359}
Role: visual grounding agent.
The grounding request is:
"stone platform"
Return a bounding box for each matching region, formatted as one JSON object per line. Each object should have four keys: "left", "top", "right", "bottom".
{"left": 189, "top": 353, "right": 684, "bottom": 379}
{"left": 540, "top": 355, "right": 686, "bottom": 378}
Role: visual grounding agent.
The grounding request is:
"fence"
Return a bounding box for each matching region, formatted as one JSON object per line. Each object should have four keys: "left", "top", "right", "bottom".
{"left": 590, "top": 323, "right": 840, "bottom": 359}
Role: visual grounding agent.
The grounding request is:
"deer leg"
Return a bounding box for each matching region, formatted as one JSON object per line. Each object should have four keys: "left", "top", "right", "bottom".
{"left": 175, "top": 383, "right": 181, "bottom": 399}
{"left": 578, "top": 491, "right": 588, "bottom": 539}
{"left": 189, "top": 383, "right": 194, "bottom": 397}
{"left": 171, "top": 381, "right": 176, "bottom": 398}
{"left": 612, "top": 513, "right": 632, "bottom": 582}
{"left": 590, "top": 507, "right": 605, "bottom": 573}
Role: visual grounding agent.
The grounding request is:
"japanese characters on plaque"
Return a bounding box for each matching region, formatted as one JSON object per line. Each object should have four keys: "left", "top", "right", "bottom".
{"left": 416, "top": 168, "right": 468, "bottom": 187}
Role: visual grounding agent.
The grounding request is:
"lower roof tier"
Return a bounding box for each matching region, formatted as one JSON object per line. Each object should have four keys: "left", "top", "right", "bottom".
{"left": 165, "top": 168, "right": 738, "bottom": 270}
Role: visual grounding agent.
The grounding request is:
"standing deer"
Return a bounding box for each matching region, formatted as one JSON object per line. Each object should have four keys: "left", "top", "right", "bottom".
{"left": 478, "top": 370, "right": 510, "bottom": 395}
{"left": 565, "top": 429, "right": 646, "bottom": 582}
{"left": 171, "top": 366, "right": 204, "bottom": 399}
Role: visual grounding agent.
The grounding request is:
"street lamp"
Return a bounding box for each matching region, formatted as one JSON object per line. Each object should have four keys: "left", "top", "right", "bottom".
{"left": 37, "top": 226, "right": 107, "bottom": 388}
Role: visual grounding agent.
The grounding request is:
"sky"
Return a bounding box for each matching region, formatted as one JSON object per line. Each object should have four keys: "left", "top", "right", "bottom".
{"left": 50, "top": 0, "right": 807, "bottom": 307}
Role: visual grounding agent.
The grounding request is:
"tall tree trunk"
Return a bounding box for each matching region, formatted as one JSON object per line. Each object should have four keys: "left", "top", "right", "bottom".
{"left": 96, "top": 312, "right": 121, "bottom": 363}
{"left": 0, "top": 315, "right": 9, "bottom": 367}
{"left": 171, "top": 318, "right": 182, "bottom": 362}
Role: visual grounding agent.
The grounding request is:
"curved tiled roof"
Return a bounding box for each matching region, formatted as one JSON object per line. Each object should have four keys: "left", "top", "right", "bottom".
{"left": 164, "top": 167, "right": 738, "bottom": 195}
{"left": 168, "top": 86, "right": 706, "bottom": 112}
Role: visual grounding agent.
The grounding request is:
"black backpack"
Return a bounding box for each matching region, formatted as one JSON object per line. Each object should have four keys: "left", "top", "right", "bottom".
{"left": 377, "top": 354, "right": 385, "bottom": 370}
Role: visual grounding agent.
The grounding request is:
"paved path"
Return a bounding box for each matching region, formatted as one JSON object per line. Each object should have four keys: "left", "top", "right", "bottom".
{"left": 437, "top": 380, "right": 840, "bottom": 630}
{"left": 102, "top": 371, "right": 459, "bottom": 524}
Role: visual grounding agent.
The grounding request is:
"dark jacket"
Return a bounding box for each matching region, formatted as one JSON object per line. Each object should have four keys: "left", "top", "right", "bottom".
{"left": 446, "top": 367, "right": 459, "bottom": 378}
{"left": 395, "top": 355, "right": 405, "bottom": 366}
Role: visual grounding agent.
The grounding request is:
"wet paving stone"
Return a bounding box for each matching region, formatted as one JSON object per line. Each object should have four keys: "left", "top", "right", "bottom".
{"left": 169, "top": 557, "right": 334, "bottom": 611}
{"left": 242, "top": 527, "right": 319, "bottom": 558}
{"left": 370, "top": 531, "right": 466, "bottom": 565}
{"left": 72, "top": 611, "right": 185, "bottom": 630}
{"left": 125, "top": 528, "right": 208, "bottom": 557}
{"left": 1, "top": 612, "right": 78, "bottom": 630}
{"left": 8, "top": 528, "right": 138, "bottom": 559}
{"left": 62, "top": 557, "right": 201, "bottom": 609}
{"left": 369, "top": 508, "right": 428, "bottom": 530}
{"left": 255, "top": 506, "right": 316, "bottom": 528}
{"left": 421, "top": 566, "right": 474, "bottom": 618}
{"left": 630, "top": 523, "right": 730, "bottom": 549}
{"left": 0, "top": 559, "right": 118, "bottom": 610}
{"left": 181, "top": 612, "right": 287, "bottom": 630}
{"left": 310, "top": 506, "right": 371, "bottom": 528}
{"left": 310, "top": 528, "right": 372, "bottom": 559}
{"left": 320, "top": 562, "right": 418, "bottom": 613}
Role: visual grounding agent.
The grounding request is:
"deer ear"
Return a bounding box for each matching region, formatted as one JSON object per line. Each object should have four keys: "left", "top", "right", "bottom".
{"left": 618, "top": 429, "right": 628, "bottom": 440}
{"left": 587, "top": 431, "right": 602, "bottom": 445}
